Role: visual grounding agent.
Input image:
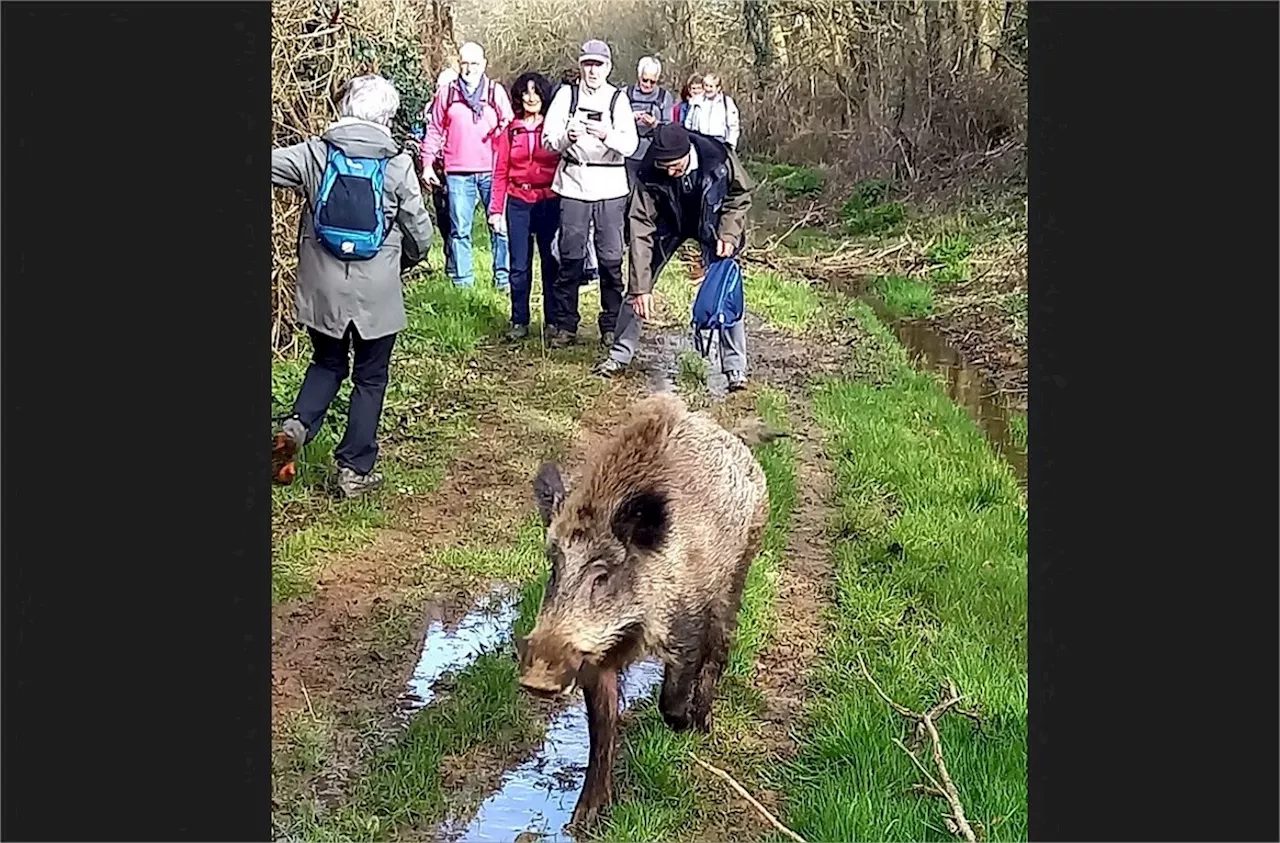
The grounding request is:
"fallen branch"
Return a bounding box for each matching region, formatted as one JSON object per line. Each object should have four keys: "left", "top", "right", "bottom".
{"left": 690, "top": 753, "right": 808, "bottom": 843}
{"left": 857, "top": 653, "right": 978, "bottom": 842}
{"left": 761, "top": 201, "right": 821, "bottom": 254}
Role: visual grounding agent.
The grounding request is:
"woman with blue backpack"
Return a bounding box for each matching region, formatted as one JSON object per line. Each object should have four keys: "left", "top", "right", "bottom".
{"left": 269, "top": 74, "right": 434, "bottom": 499}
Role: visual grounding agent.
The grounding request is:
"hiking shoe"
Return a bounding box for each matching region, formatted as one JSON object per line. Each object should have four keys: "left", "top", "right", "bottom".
{"left": 505, "top": 323, "right": 530, "bottom": 342}
{"left": 271, "top": 418, "right": 306, "bottom": 485}
{"left": 726, "top": 370, "right": 749, "bottom": 392}
{"left": 336, "top": 466, "right": 384, "bottom": 499}
{"left": 548, "top": 330, "right": 577, "bottom": 349}
{"left": 593, "top": 358, "right": 627, "bottom": 378}
{"left": 599, "top": 330, "right": 615, "bottom": 350}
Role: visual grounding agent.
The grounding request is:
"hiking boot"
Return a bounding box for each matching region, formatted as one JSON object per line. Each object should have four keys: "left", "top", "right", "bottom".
{"left": 599, "top": 330, "right": 615, "bottom": 350}
{"left": 271, "top": 418, "right": 306, "bottom": 485}
{"left": 726, "top": 370, "right": 749, "bottom": 392}
{"left": 335, "top": 466, "right": 384, "bottom": 499}
{"left": 505, "top": 323, "right": 530, "bottom": 342}
{"left": 593, "top": 357, "right": 627, "bottom": 378}
{"left": 548, "top": 330, "right": 577, "bottom": 349}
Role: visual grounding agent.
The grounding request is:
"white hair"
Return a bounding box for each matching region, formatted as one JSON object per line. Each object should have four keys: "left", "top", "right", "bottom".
{"left": 459, "top": 41, "right": 485, "bottom": 62}
{"left": 637, "top": 56, "right": 661, "bottom": 79}
{"left": 339, "top": 74, "right": 400, "bottom": 126}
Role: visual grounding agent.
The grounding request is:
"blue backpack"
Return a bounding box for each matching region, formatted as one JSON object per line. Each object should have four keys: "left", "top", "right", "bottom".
{"left": 313, "top": 142, "right": 391, "bottom": 260}
{"left": 691, "top": 257, "right": 745, "bottom": 356}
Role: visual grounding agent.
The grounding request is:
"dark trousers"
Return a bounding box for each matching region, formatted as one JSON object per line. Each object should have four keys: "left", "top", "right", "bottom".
{"left": 553, "top": 196, "right": 626, "bottom": 336}
{"left": 431, "top": 182, "right": 456, "bottom": 277}
{"left": 291, "top": 323, "right": 396, "bottom": 476}
{"left": 507, "top": 195, "right": 561, "bottom": 328}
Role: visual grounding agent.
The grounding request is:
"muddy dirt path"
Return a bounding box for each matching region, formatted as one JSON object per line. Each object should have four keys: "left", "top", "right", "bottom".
{"left": 424, "top": 314, "right": 851, "bottom": 842}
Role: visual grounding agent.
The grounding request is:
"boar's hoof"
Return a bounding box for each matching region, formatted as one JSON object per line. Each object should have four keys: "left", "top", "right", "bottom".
{"left": 571, "top": 794, "right": 609, "bottom": 830}
{"left": 660, "top": 703, "right": 696, "bottom": 732}
{"left": 691, "top": 704, "right": 714, "bottom": 734}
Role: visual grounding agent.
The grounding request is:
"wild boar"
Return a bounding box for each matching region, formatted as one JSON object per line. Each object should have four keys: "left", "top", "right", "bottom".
{"left": 514, "top": 392, "right": 782, "bottom": 828}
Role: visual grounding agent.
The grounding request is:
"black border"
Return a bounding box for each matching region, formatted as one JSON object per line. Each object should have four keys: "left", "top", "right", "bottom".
{"left": 1028, "top": 3, "right": 1278, "bottom": 841}
{"left": 2, "top": 3, "right": 272, "bottom": 841}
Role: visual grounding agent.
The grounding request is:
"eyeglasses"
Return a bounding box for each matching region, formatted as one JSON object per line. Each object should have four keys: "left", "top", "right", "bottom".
{"left": 639, "top": 77, "right": 658, "bottom": 85}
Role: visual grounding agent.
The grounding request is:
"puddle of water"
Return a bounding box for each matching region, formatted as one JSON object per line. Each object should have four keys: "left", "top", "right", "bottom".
{"left": 635, "top": 327, "right": 729, "bottom": 400}
{"left": 399, "top": 585, "right": 521, "bottom": 714}
{"left": 847, "top": 287, "right": 1026, "bottom": 482}
{"left": 888, "top": 316, "right": 1027, "bottom": 483}
{"left": 447, "top": 659, "right": 665, "bottom": 843}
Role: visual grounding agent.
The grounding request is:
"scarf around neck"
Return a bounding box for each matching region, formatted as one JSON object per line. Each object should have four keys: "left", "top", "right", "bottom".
{"left": 459, "top": 76, "right": 487, "bottom": 122}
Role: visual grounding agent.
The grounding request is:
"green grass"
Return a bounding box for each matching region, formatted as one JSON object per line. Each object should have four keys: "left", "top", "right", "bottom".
{"left": 1009, "top": 412, "right": 1027, "bottom": 450}
{"left": 925, "top": 233, "right": 974, "bottom": 284}
{"left": 743, "top": 270, "right": 821, "bottom": 334}
{"left": 776, "top": 299, "right": 1027, "bottom": 842}
{"left": 762, "top": 163, "right": 824, "bottom": 197}
{"left": 276, "top": 551, "right": 553, "bottom": 842}
{"left": 596, "top": 388, "right": 799, "bottom": 842}
{"left": 873, "top": 274, "right": 935, "bottom": 320}
{"left": 841, "top": 180, "right": 908, "bottom": 237}
{"left": 271, "top": 218, "right": 511, "bottom": 603}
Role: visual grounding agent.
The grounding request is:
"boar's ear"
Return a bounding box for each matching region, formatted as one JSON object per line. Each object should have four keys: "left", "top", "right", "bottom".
{"left": 534, "top": 462, "right": 566, "bottom": 527}
{"left": 611, "top": 489, "right": 670, "bottom": 552}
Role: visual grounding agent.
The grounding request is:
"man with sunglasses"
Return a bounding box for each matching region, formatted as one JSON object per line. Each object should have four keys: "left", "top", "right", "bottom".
{"left": 594, "top": 122, "right": 755, "bottom": 391}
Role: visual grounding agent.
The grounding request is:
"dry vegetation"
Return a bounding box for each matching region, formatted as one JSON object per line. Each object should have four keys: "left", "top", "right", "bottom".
{"left": 271, "top": 0, "right": 455, "bottom": 355}
{"left": 455, "top": 0, "right": 1025, "bottom": 176}
{"left": 271, "top": 0, "right": 1026, "bottom": 351}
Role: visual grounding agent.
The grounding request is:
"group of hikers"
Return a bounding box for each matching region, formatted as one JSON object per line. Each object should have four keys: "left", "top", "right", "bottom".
{"left": 271, "top": 37, "right": 753, "bottom": 499}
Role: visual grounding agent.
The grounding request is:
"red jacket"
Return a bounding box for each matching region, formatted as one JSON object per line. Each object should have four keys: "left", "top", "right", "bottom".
{"left": 490, "top": 119, "right": 560, "bottom": 215}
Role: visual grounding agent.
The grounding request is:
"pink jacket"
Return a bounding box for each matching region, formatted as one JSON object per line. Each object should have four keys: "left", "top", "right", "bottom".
{"left": 420, "top": 77, "right": 514, "bottom": 175}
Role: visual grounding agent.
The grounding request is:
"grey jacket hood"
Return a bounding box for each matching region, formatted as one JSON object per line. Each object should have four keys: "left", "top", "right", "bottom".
{"left": 320, "top": 118, "right": 400, "bottom": 158}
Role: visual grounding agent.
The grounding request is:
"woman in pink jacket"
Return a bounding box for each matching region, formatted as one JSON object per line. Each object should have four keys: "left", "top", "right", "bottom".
{"left": 420, "top": 42, "right": 514, "bottom": 290}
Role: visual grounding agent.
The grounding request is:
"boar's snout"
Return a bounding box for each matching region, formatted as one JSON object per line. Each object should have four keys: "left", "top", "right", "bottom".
{"left": 514, "top": 632, "right": 582, "bottom": 697}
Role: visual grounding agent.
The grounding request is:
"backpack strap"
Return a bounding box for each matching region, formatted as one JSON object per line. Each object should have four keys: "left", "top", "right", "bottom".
{"left": 568, "top": 83, "right": 578, "bottom": 115}
{"left": 610, "top": 88, "right": 622, "bottom": 120}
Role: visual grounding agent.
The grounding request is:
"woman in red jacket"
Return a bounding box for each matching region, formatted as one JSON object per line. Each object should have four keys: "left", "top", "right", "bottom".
{"left": 489, "top": 71, "right": 562, "bottom": 342}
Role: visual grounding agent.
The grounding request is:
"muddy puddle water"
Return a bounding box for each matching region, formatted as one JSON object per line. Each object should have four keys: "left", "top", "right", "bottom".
{"left": 634, "top": 327, "right": 729, "bottom": 400}
{"left": 835, "top": 280, "right": 1027, "bottom": 483}
{"left": 888, "top": 315, "right": 1027, "bottom": 483}
{"left": 400, "top": 585, "right": 521, "bottom": 714}
{"left": 446, "top": 660, "right": 665, "bottom": 843}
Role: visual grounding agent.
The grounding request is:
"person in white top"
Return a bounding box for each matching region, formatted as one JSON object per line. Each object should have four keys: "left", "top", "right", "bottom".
{"left": 541, "top": 39, "right": 639, "bottom": 348}
{"left": 683, "top": 72, "right": 741, "bottom": 150}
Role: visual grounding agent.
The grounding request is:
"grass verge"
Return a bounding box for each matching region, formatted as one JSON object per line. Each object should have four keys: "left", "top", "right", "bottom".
{"left": 275, "top": 523, "right": 553, "bottom": 842}
{"left": 271, "top": 217, "right": 538, "bottom": 603}
{"left": 594, "top": 387, "right": 799, "bottom": 842}
{"left": 777, "top": 299, "right": 1027, "bottom": 842}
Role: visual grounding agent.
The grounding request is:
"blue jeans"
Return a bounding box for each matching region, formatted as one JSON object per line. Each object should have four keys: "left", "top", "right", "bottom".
{"left": 506, "top": 196, "right": 561, "bottom": 328}
{"left": 446, "top": 172, "right": 509, "bottom": 289}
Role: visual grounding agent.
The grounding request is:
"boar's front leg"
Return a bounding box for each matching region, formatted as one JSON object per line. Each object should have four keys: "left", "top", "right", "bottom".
{"left": 572, "top": 661, "right": 620, "bottom": 829}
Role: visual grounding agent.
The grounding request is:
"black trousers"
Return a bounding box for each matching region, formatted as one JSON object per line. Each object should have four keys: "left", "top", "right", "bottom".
{"left": 552, "top": 196, "right": 626, "bottom": 336}
{"left": 291, "top": 323, "right": 396, "bottom": 476}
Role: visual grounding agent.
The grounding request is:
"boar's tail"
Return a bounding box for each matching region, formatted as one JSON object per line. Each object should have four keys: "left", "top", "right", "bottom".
{"left": 729, "top": 416, "right": 789, "bottom": 447}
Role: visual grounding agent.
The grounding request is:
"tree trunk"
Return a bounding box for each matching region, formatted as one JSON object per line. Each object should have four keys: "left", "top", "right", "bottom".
{"left": 977, "top": 0, "right": 1004, "bottom": 72}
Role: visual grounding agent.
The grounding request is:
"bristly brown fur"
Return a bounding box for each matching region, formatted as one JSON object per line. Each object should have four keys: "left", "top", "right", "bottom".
{"left": 517, "top": 393, "right": 774, "bottom": 830}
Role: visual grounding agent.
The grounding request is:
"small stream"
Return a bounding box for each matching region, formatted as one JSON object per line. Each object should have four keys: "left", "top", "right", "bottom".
{"left": 443, "top": 660, "right": 665, "bottom": 843}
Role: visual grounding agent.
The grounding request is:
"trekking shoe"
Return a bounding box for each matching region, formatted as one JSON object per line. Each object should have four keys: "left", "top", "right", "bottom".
{"left": 505, "top": 323, "right": 530, "bottom": 342}
{"left": 726, "top": 370, "right": 749, "bottom": 392}
{"left": 599, "top": 330, "right": 615, "bottom": 350}
{"left": 593, "top": 357, "right": 627, "bottom": 378}
{"left": 548, "top": 330, "right": 577, "bottom": 349}
{"left": 335, "top": 466, "right": 384, "bottom": 499}
{"left": 271, "top": 418, "right": 306, "bottom": 485}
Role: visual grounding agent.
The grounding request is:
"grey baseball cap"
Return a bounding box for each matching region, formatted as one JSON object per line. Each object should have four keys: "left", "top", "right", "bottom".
{"left": 579, "top": 39, "right": 611, "bottom": 64}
